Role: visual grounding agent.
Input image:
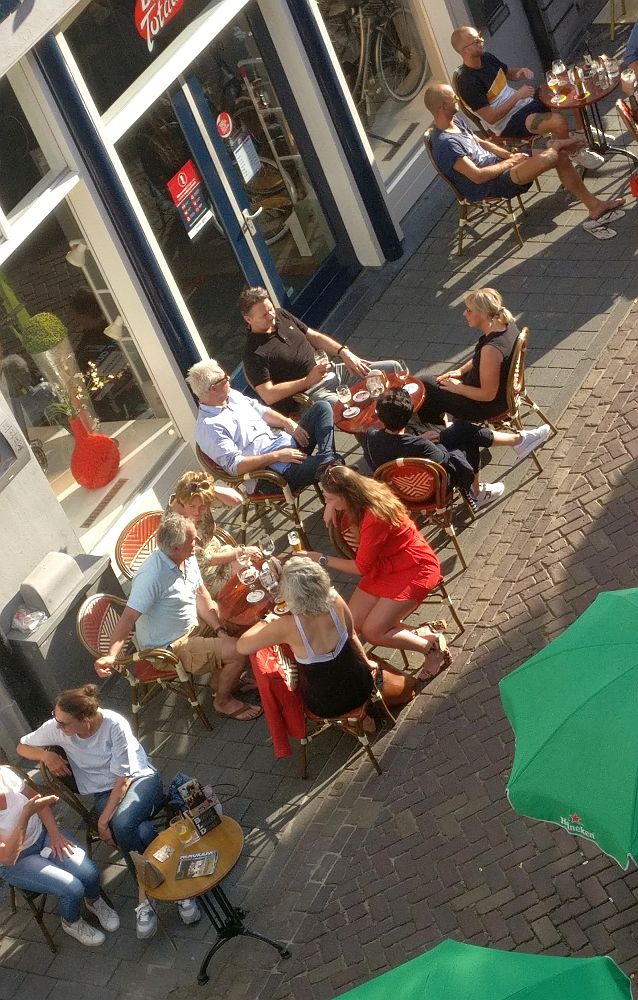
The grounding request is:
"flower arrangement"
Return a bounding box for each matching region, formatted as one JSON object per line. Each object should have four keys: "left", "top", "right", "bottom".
{"left": 17, "top": 312, "right": 69, "bottom": 355}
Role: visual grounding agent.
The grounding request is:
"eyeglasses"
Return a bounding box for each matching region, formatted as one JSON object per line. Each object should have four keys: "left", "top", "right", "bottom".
{"left": 463, "top": 34, "right": 483, "bottom": 49}
{"left": 186, "top": 480, "right": 211, "bottom": 495}
{"left": 209, "top": 374, "right": 230, "bottom": 389}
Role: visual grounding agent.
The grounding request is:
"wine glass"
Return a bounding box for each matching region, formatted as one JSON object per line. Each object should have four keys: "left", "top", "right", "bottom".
{"left": 236, "top": 547, "right": 252, "bottom": 571}
{"left": 552, "top": 59, "right": 566, "bottom": 76}
{"left": 239, "top": 565, "right": 265, "bottom": 603}
{"left": 396, "top": 359, "right": 410, "bottom": 379}
{"left": 336, "top": 384, "right": 352, "bottom": 406}
{"left": 546, "top": 70, "right": 561, "bottom": 103}
{"left": 259, "top": 537, "right": 275, "bottom": 559}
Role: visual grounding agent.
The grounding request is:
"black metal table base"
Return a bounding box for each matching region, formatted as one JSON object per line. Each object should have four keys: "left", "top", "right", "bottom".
{"left": 196, "top": 886, "right": 290, "bottom": 986}
{"left": 582, "top": 98, "right": 638, "bottom": 167}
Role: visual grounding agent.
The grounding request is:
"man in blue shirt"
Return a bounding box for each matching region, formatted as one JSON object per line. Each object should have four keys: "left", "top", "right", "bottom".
{"left": 95, "top": 513, "right": 261, "bottom": 721}
{"left": 425, "top": 83, "right": 625, "bottom": 233}
{"left": 187, "top": 358, "right": 340, "bottom": 491}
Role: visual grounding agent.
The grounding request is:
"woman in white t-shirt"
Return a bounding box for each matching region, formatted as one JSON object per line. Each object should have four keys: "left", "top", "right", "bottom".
{"left": 17, "top": 684, "right": 199, "bottom": 940}
{"left": 0, "top": 765, "right": 119, "bottom": 946}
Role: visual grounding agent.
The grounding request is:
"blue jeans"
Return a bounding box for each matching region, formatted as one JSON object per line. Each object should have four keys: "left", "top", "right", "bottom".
{"left": 94, "top": 770, "right": 164, "bottom": 880}
{"left": 279, "top": 399, "right": 339, "bottom": 491}
{"left": 0, "top": 826, "right": 100, "bottom": 923}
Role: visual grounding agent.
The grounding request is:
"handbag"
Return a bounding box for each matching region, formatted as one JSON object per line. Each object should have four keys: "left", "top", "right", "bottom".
{"left": 369, "top": 654, "right": 417, "bottom": 707}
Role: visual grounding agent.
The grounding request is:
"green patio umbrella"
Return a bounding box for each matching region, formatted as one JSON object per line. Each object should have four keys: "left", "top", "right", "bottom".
{"left": 499, "top": 587, "right": 638, "bottom": 868}
{"left": 335, "top": 940, "right": 630, "bottom": 999}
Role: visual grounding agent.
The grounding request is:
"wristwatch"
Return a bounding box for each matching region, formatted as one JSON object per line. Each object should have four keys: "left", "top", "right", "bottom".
{"left": 318, "top": 555, "right": 328, "bottom": 567}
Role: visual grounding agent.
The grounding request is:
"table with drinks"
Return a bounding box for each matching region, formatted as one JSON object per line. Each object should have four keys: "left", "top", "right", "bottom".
{"left": 143, "top": 815, "right": 289, "bottom": 985}
{"left": 546, "top": 54, "right": 638, "bottom": 166}
{"left": 217, "top": 532, "right": 302, "bottom": 635}
{"left": 333, "top": 368, "right": 425, "bottom": 434}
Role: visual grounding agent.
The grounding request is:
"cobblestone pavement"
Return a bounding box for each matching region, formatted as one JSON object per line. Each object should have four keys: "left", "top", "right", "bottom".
{"left": 3, "top": 25, "right": 638, "bottom": 1000}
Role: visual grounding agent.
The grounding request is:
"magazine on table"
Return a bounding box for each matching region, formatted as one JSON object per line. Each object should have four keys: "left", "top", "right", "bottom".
{"left": 175, "top": 850, "right": 219, "bottom": 879}
{"left": 177, "top": 778, "right": 222, "bottom": 835}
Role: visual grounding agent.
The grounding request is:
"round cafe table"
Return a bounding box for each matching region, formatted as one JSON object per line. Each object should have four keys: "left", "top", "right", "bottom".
{"left": 551, "top": 70, "right": 638, "bottom": 166}
{"left": 334, "top": 373, "right": 425, "bottom": 434}
{"left": 143, "top": 817, "right": 290, "bottom": 984}
{"left": 217, "top": 554, "right": 274, "bottom": 636}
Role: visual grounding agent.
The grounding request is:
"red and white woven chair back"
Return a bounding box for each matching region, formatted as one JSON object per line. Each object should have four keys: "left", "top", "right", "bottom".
{"left": 77, "top": 594, "right": 126, "bottom": 657}
{"left": 115, "top": 511, "right": 162, "bottom": 578}
{"left": 374, "top": 459, "right": 444, "bottom": 510}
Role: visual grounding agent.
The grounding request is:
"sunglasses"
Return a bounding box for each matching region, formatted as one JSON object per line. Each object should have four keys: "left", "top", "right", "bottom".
{"left": 209, "top": 373, "right": 230, "bottom": 389}
{"left": 51, "top": 709, "right": 74, "bottom": 729}
{"left": 186, "top": 480, "right": 211, "bottom": 494}
{"left": 463, "top": 34, "right": 484, "bottom": 49}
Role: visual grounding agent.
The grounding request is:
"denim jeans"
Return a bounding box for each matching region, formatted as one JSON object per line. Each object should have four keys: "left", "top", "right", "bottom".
{"left": 279, "top": 399, "right": 339, "bottom": 491}
{"left": 0, "top": 826, "right": 100, "bottom": 923}
{"left": 94, "top": 770, "right": 164, "bottom": 880}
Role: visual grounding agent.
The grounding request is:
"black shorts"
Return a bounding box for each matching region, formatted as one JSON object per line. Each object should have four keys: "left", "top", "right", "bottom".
{"left": 480, "top": 170, "right": 532, "bottom": 199}
{"left": 500, "top": 94, "right": 548, "bottom": 138}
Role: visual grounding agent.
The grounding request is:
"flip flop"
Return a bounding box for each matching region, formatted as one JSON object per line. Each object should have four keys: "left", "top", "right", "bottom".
{"left": 215, "top": 704, "right": 263, "bottom": 722}
{"left": 584, "top": 225, "right": 617, "bottom": 240}
{"left": 583, "top": 208, "right": 625, "bottom": 230}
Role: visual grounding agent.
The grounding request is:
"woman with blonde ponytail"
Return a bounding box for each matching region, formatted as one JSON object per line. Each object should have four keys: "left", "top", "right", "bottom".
{"left": 418, "top": 286, "right": 520, "bottom": 426}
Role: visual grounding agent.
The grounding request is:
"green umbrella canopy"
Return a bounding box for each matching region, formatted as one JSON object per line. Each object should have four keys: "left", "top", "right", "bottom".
{"left": 499, "top": 588, "right": 638, "bottom": 868}
{"left": 335, "top": 940, "right": 630, "bottom": 999}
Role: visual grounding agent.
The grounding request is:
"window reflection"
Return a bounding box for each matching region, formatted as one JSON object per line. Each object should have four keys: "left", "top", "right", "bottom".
{"left": 0, "top": 77, "right": 50, "bottom": 216}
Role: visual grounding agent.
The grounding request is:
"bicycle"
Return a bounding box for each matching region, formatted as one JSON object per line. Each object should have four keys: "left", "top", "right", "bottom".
{"left": 321, "top": 0, "right": 430, "bottom": 121}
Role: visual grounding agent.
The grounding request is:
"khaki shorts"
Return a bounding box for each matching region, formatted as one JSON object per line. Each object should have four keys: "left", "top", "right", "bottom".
{"left": 169, "top": 625, "right": 223, "bottom": 675}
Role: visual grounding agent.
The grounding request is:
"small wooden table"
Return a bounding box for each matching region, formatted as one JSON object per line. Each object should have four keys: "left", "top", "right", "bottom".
{"left": 144, "top": 817, "right": 290, "bottom": 984}
{"left": 551, "top": 70, "right": 638, "bottom": 166}
{"left": 217, "top": 555, "right": 274, "bottom": 636}
{"left": 334, "top": 373, "right": 425, "bottom": 434}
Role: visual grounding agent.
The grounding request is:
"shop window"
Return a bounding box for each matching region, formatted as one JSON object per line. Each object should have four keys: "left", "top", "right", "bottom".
{"left": 317, "top": 0, "right": 433, "bottom": 185}
{"left": 0, "top": 76, "right": 52, "bottom": 218}
{"left": 464, "top": 0, "right": 510, "bottom": 35}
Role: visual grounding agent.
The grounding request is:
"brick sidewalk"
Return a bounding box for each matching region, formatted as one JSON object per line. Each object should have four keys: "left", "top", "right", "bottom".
{"left": 204, "top": 306, "right": 638, "bottom": 1000}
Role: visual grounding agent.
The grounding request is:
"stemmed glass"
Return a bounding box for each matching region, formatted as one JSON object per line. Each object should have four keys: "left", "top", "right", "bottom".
{"left": 239, "top": 565, "right": 265, "bottom": 604}
{"left": 336, "top": 384, "right": 352, "bottom": 406}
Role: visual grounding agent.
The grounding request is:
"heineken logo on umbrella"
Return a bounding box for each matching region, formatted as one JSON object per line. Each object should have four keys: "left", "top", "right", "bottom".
{"left": 560, "top": 813, "right": 595, "bottom": 840}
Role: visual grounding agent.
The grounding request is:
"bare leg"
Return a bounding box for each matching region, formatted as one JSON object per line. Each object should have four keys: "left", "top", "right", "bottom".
{"left": 510, "top": 145, "right": 625, "bottom": 219}
{"left": 360, "top": 597, "right": 438, "bottom": 657}
{"left": 349, "top": 588, "right": 378, "bottom": 634}
{"left": 213, "top": 638, "right": 260, "bottom": 719}
{"left": 525, "top": 109, "right": 569, "bottom": 138}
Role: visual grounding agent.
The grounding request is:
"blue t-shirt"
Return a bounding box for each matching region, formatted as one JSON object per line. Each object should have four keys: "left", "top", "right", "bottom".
{"left": 626, "top": 22, "right": 638, "bottom": 65}
{"left": 128, "top": 549, "right": 202, "bottom": 649}
{"left": 430, "top": 117, "right": 501, "bottom": 201}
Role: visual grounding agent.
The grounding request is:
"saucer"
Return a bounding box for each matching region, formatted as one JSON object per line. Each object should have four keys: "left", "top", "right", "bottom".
{"left": 353, "top": 390, "right": 370, "bottom": 403}
{"left": 342, "top": 406, "right": 361, "bottom": 419}
{"left": 403, "top": 382, "right": 419, "bottom": 395}
{"left": 246, "top": 590, "right": 265, "bottom": 604}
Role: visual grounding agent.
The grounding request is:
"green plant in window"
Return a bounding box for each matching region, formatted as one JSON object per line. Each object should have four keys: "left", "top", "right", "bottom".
{"left": 17, "top": 312, "right": 68, "bottom": 355}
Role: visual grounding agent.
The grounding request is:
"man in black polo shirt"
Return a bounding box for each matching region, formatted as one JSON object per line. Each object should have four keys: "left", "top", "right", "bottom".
{"left": 240, "top": 287, "right": 398, "bottom": 415}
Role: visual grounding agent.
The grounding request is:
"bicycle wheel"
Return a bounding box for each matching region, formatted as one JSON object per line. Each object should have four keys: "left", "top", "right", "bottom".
{"left": 243, "top": 157, "right": 297, "bottom": 245}
{"left": 375, "top": 7, "right": 429, "bottom": 103}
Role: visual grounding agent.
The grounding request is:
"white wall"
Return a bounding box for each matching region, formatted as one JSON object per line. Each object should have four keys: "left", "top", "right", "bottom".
{"left": 0, "top": 0, "right": 80, "bottom": 77}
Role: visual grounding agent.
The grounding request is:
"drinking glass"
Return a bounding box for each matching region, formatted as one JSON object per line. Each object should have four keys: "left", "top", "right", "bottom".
{"left": 622, "top": 68, "right": 637, "bottom": 93}
{"left": 259, "top": 537, "right": 275, "bottom": 559}
{"left": 365, "top": 370, "right": 386, "bottom": 397}
{"left": 336, "top": 384, "right": 352, "bottom": 405}
{"left": 607, "top": 57, "right": 620, "bottom": 77}
{"left": 546, "top": 71, "right": 560, "bottom": 101}
{"left": 396, "top": 359, "right": 409, "bottom": 378}
{"left": 259, "top": 565, "right": 278, "bottom": 595}
{"left": 288, "top": 530, "right": 302, "bottom": 552}
{"left": 170, "top": 815, "right": 198, "bottom": 846}
{"left": 552, "top": 59, "right": 566, "bottom": 76}
{"left": 239, "top": 566, "right": 259, "bottom": 587}
{"left": 236, "top": 547, "right": 252, "bottom": 569}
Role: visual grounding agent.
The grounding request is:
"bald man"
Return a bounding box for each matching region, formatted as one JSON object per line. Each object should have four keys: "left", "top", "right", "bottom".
{"left": 424, "top": 83, "right": 625, "bottom": 235}
{"left": 451, "top": 26, "right": 602, "bottom": 170}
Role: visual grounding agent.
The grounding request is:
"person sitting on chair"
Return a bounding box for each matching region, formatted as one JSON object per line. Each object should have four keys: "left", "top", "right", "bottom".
{"left": 187, "top": 358, "right": 341, "bottom": 492}
{"left": 425, "top": 83, "right": 625, "bottom": 236}
{"left": 451, "top": 26, "right": 602, "bottom": 169}
{"left": 0, "top": 763, "right": 119, "bottom": 948}
{"left": 93, "top": 512, "right": 257, "bottom": 721}
{"left": 168, "top": 470, "right": 258, "bottom": 597}
{"left": 365, "top": 387, "right": 551, "bottom": 511}
{"left": 240, "top": 287, "right": 399, "bottom": 414}
{"left": 16, "top": 685, "right": 193, "bottom": 941}
{"left": 300, "top": 465, "right": 451, "bottom": 682}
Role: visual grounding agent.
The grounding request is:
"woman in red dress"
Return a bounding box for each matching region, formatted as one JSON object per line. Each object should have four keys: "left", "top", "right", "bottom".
{"left": 302, "top": 466, "right": 450, "bottom": 679}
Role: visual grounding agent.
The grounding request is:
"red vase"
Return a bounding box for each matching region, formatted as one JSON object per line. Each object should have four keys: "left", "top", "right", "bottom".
{"left": 69, "top": 416, "right": 120, "bottom": 490}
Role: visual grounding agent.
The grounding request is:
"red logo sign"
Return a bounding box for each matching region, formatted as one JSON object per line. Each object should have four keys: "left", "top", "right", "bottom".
{"left": 569, "top": 813, "right": 581, "bottom": 823}
{"left": 135, "top": 0, "right": 185, "bottom": 53}
{"left": 216, "top": 112, "right": 233, "bottom": 139}
{"left": 167, "top": 160, "right": 200, "bottom": 206}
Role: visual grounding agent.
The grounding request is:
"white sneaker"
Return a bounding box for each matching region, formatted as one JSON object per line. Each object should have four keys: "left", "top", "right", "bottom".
{"left": 61, "top": 917, "right": 106, "bottom": 947}
{"left": 514, "top": 424, "right": 551, "bottom": 460}
{"left": 572, "top": 149, "right": 604, "bottom": 170}
{"left": 177, "top": 898, "right": 201, "bottom": 925}
{"left": 85, "top": 897, "right": 120, "bottom": 932}
{"left": 475, "top": 482, "right": 505, "bottom": 510}
{"left": 135, "top": 900, "right": 158, "bottom": 940}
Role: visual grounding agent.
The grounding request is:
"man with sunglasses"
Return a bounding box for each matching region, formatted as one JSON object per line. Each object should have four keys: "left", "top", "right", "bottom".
{"left": 187, "top": 359, "right": 341, "bottom": 491}
{"left": 451, "top": 26, "right": 602, "bottom": 170}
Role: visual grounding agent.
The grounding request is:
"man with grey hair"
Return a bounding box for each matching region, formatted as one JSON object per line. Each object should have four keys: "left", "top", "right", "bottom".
{"left": 187, "top": 358, "right": 340, "bottom": 491}
{"left": 95, "top": 513, "right": 260, "bottom": 721}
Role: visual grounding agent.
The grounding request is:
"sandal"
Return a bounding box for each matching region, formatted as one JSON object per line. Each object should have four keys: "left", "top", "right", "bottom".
{"left": 414, "top": 631, "right": 452, "bottom": 682}
{"left": 583, "top": 224, "right": 617, "bottom": 240}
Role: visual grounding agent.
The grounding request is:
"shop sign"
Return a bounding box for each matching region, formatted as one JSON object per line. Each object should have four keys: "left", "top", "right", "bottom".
{"left": 167, "top": 160, "right": 215, "bottom": 240}
{"left": 216, "top": 112, "right": 233, "bottom": 139}
{"left": 135, "top": 0, "right": 185, "bottom": 53}
{"left": 230, "top": 133, "right": 260, "bottom": 184}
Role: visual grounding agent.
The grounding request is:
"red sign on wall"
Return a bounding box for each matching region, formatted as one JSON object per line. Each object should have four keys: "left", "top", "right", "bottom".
{"left": 167, "top": 160, "right": 214, "bottom": 240}
{"left": 216, "top": 112, "right": 233, "bottom": 140}
{"left": 135, "top": 0, "right": 186, "bottom": 52}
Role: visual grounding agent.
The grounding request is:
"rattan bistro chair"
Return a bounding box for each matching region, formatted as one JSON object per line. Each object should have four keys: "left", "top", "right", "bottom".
{"left": 115, "top": 509, "right": 237, "bottom": 580}
{"left": 196, "top": 444, "right": 313, "bottom": 549}
{"left": 373, "top": 457, "right": 471, "bottom": 571}
{"left": 76, "top": 593, "right": 213, "bottom": 735}
{"left": 616, "top": 97, "right": 638, "bottom": 145}
{"left": 424, "top": 127, "right": 525, "bottom": 255}
{"left": 485, "top": 327, "right": 558, "bottom": 472}
{"left": 328, "top": 510, "right": 464, "bottom": 644}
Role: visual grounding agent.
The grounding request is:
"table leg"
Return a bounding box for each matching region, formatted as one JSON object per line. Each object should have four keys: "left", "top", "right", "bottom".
{"left": 197, "top": 886, "right": 290, "bottom": 986}
{"left": 587, "top": 101, "right": 638, "bottom": 165}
